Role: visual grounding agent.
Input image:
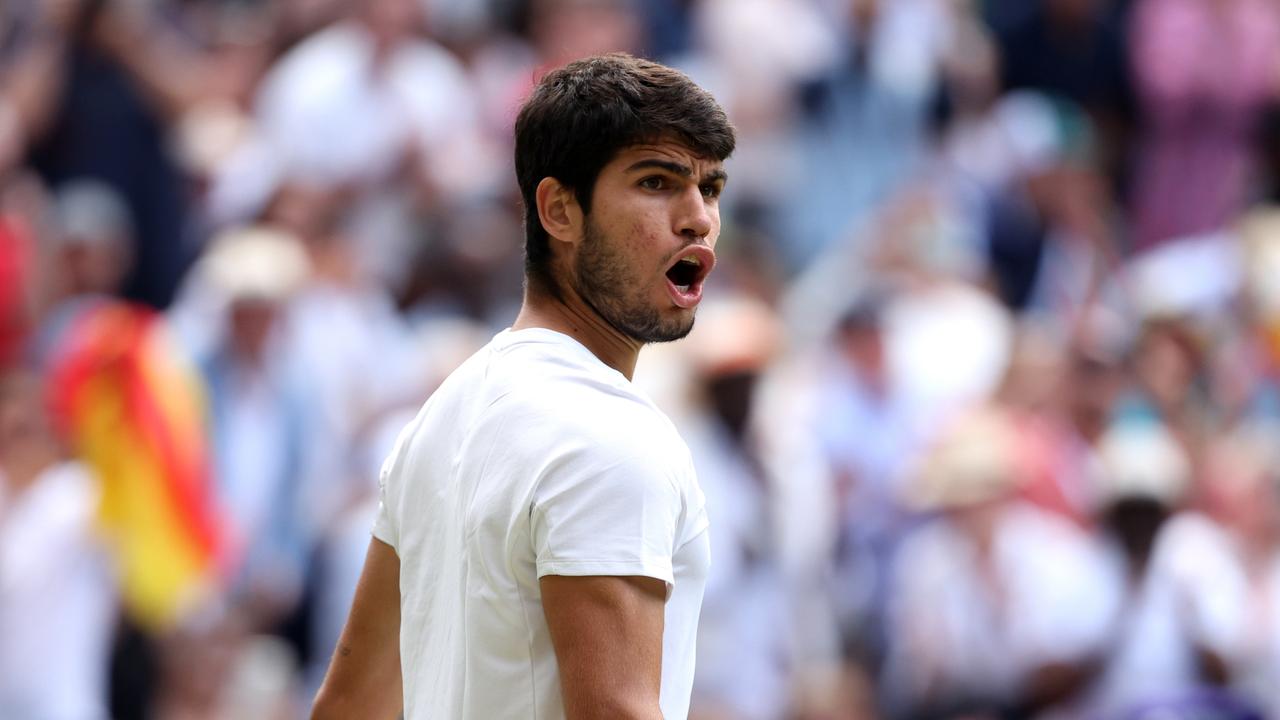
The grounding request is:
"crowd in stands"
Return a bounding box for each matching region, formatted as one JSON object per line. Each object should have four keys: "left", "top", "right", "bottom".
{"left": 5, "top": 0, "right": 1280, "bottom": 718}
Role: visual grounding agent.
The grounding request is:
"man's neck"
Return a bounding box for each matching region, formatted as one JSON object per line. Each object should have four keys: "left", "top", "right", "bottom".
{"left": 512, "top": 284, "right": 643, "bottom": 380}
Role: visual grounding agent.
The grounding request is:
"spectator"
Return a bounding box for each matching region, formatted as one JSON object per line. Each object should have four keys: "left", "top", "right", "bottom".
{"left": 677, "top": 295, "right": 795, "bottom": 720}
{"left": 10, "top": 0, "right": 199, "bottom": 308}
{"left": 881, "top": 406, "right": 1112, "bottom": 718}
{"left": 1128, "top": 0, "right": 1280, "bottom": 250}
{"left": 1082, "top": 421, "right": 1251, "bottom": 716}
{"left": 0, "top": 370, "right": 117, "bottom": 720}
{"left": 188, "top": 226, "right": 313, "bottom": 632}
{"left": 994, "top": 0, "right": 1135, "bottom": 184}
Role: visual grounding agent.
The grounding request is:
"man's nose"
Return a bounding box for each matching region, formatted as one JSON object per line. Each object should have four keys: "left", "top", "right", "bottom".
{"left": 675, "top": 186, "right": 713, "bottom": 240}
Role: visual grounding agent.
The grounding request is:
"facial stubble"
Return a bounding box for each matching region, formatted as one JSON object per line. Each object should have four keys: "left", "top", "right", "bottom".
{"left": 571, "top": 217, "right": 696, "bottom": 344}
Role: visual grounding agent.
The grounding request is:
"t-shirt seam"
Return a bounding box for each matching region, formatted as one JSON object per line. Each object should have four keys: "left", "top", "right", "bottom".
{"left": 537, "top": 558, "right": 673, "bottom": 567}
{"left": 461, "top": 407, "right": 516, "bottom": 543}
{"left": 493, "top": 331, "right": 633, "bottom": 389}
{"left": 537, "top": 559, "right": 675, "bottom": 586}
{"left": 494, "top": 330, "right": 596, "bottom": 361}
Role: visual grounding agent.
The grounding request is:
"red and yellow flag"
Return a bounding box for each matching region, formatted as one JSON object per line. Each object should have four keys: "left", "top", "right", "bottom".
{"left": 46, "top": 301, "right": 223, "bottom": 630}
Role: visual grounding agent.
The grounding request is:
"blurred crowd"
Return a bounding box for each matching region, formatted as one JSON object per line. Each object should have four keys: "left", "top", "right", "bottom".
{"left": 5, "top": 0, "right": 1280, "bottom": 718}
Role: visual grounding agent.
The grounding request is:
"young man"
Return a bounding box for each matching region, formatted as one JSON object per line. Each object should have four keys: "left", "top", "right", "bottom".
{"left": 312, "top": 53, "right": 735, "bottom": 719}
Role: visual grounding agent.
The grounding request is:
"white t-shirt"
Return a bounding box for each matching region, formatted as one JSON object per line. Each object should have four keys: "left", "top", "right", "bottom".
{"left": 1083, "top": 513, "right": 1250, "bottom": 716}
{"left": 374, "top": 328, "right": 711, "bottom": 719}
{"left": 0, "top": 462, "right": 116, "bottom": 720}
{"left": 882, "top": 502, "right": 1113, "bottom": 710}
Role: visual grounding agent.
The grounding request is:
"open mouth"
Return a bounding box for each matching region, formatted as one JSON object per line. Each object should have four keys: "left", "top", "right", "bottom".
{"left": 664, "top": 247, "right": 715, "bottom": 308}
{"left": 666, "top": 256, "right": 702, "bottom": 291}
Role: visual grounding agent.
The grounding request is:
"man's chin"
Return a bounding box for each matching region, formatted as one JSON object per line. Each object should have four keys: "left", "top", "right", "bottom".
{"left": 584, "top": 287, "right": 696, "bottom": 345}
{"left": 630, "top": 315, "right": 695, "bottom": 345}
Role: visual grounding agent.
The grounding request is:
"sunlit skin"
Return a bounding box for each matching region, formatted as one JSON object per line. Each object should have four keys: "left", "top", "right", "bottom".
{"left": 514, "top": 140, "right": 727, "bottom": 380}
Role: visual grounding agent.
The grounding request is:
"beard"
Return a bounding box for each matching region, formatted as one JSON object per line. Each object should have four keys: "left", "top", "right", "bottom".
{"left": 571, "top": 217, "right": 695, "bottom": 344}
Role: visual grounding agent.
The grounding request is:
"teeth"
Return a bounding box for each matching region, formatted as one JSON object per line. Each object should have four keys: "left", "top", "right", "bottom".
{"left": 676, "top": 284, "right": 690, "bottom": 293}
{"left": 679, "top": 255, "right": 701, "bottom": 267}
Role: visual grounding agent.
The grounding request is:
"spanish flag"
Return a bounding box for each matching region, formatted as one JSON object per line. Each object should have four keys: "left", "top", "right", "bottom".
{"left": 46, "top": 300, "right": 223, "bottom": 630}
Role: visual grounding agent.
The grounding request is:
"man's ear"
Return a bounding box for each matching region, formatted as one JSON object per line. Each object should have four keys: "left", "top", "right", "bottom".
{"left": 535, "top": 177, "right": 583, "bottom": 248}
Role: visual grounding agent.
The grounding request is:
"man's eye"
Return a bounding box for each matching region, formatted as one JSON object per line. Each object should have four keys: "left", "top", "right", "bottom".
{"left": 639, "top": 176, "right": 665, "bottom": 190}
{"left": 700, "top": 184, "right": 722, "bottom": 199}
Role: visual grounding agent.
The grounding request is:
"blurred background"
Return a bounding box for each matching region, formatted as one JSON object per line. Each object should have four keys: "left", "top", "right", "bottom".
{"left": 5, "top": 0, "right": 1280, "bottom": 718}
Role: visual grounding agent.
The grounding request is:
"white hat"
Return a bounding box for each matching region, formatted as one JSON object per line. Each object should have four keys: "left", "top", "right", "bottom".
{"left": 1096, "top": 421, "right": 1189, "bottom": 505}
{"left": 53, "top": 179, "right": 133, "bottom": 246}
{"left": 906, "top": 406, "right": 1021, "bottom": 511}
{"left": 1125, "top": 231, "right": 1240, "bottom": 321}
{"left": 199, "top": 226, "right": 310, "bottom": 303}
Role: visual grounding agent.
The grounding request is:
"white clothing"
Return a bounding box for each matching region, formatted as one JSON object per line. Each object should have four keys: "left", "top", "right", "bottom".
{"left": 0, "top": 462, "right": 116, "bottom": 720}
{"left": 374, "top": 328, "right": 711, "bottom": 720}
{"left": 882, "top": 502, "right": 1112, "bottom": 710}
{"left": 1084, "top": 513, "right": 1249, "bottom": 716}
{"left": 1234, "top": 551, "right": 1280, "bottom": 717}
{"left": 284, "top": 284, "right": 412, "bottom": 537}
{"left": 256, "top": 21, "right": 477, "bottom": 188}
{"left": 682, "top": 415, "right": 792, "bottom": 720}
{"left": 251, "top": 21, "right": 487, "bottom": 284}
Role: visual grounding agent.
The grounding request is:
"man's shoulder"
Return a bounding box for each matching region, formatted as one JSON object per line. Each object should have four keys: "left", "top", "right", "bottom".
{"left": 487, "top": 333, "right": 674, "bottom": 426}
{"left": 497, "top": 377, "right": 684, "bottom": 454}
{"left": 474, "top": 379, "right": 691, "bottom": 495}
{"left": 423, "top": 330, "right": 693, "bottom": 474}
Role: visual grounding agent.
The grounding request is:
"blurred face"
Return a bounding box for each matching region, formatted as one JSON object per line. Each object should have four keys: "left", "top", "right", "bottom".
{"left": 849, "top": 0, "right": 880, "bottom": 28}
{"left": 0, "top": 373, "right": 59, "bottom": 485}
{"left": 1001, "top": 336, "right": 1065, "bottom": 413}
{"left": 267, "top": 184, "right": 340, "bottom": 242}
{"left": 1067, "top": 353, "right": 1121, "bottom": 441}
{"left": 0, "top": 105, "right": 21, "bottom": 178}
{"left": 1204, "top": 445, "right": 1280, "bottom": 542}
{"left": 0, "top": 376, "right": 34, "bottom": 450}
{"left": 361, "top": 0, "right": 421, "bottom": 47}
{"left": 228, "top": 299, "right": 279, "bottom": 363}
{"left": 1135, "top": 325, "right": 1198, "bottom": 412}
{"left": 61, "top": 239, "right": 129, "bottom": 297}
{"left": 567, "top": 141, "right": 725, "bottom": 343}
{"left": 839, "top": 324, "right": 886, "bottom": 384}
{"left": 531, "top": 0, "right": 642, "bottom": 62}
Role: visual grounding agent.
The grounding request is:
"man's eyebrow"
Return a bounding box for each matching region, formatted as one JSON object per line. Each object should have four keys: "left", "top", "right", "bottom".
{"left": 626, "top": 159, "right": 692, "bottom": 177}
{"left": 625, "top": 159, "right": 728, "bottom": 185}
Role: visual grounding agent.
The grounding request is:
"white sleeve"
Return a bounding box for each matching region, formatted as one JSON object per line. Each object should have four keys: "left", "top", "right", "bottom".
{"left": 371, "top": 459, "right": 398, "bottom": 550}
{"left": 1163, "top": 517, "right": 1248, "bottom": 656}
{"left": 530, "top": 445, "right": 683, "bottom": 586}
{"left": 1012, "top": 526, "right": 1119, "bottom": 665}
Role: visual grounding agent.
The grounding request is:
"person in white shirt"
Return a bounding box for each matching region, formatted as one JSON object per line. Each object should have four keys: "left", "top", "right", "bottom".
{"left": 311, "top": 53, "right": 735, "bottom": 720}
{"left": 0, "top": 372, "right": 116, "bottom": 720}
{"left": 1081, "top": 422, "right": 1252, "bottom": 718}
{"left": 881, "top": 406, "right": 1113, "bottom": 718}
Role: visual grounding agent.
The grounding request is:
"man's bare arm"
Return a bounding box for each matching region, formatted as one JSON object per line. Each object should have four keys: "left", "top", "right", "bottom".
{"left": 312, "top": 537, "right": 403, "bottom": 720}
{"left": 541, "top": 574, "right": 667, "bottom": 720}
